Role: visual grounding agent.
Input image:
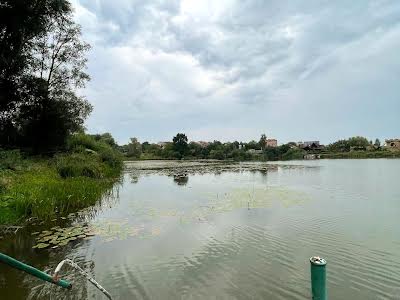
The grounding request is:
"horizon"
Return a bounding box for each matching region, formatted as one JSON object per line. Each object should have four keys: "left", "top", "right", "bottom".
{"left": 118, "top": 134, "right": 390, "bottom": 146}
{"left": 71, "top": 1, "right": 400, "bottom": 145}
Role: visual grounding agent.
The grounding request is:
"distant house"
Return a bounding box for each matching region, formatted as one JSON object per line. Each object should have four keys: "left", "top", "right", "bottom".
{"left": 265, "top": 139, "right": 277, "bottom": 148}
{"left": 385, "top": 139, "right": 400, "bottom": 150}
{"left": 299, "top": 141, "right": 324, "bottom": 151}
{"left": 303, "top": 141, "right": 320, "bottom": 147}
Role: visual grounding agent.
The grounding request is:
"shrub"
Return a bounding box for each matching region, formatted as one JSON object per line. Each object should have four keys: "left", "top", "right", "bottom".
{"left": 67, "top": 133, "right": 101, "bottom": 152}
{"left": 282, "top": 148, "right": 305, "bottom": 160}
{"left": 98, "top": 147, "right": 123, "bottom": 169}
{"left": 55, "top": 153, "right": 103, "bottom": 178}
{"left": 66, "top": 133, "right": 122, "bottom": 170}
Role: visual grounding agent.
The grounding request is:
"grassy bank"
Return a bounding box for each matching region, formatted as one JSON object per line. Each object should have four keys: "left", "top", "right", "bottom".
{"left": 0, "top": 134, "right": 123, "bottom": 225}
{"left": 320, "top": 150, "right": 400, "bottom": 159}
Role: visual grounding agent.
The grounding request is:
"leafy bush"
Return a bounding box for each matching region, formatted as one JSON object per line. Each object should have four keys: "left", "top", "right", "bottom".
{"left": 67, "top": 133, "right": 102, "bottom": 152}
{"left": 66, "top": 133, "right": 122, "bottom": 170}
{"left": 282, "top": 148, "right": 305, "bottom": 160}
{"left": 98, "top": 147, "right": 123, "bottom": 169}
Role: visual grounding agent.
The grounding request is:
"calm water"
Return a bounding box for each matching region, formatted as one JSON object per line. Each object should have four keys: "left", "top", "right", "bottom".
{"left": 1, "top": 159, "right": 400, "bottom": 299}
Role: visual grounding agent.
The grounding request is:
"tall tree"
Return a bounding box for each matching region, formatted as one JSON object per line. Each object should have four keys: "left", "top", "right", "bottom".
{"left": 127, "top": 138, "right": 142, "bottom": 158}
{"left": 259, "top": 134, "right": 267, "bottom": 150}
{"left": 173, "top": 133, "right": 188, "bottom": 159}
{"left": 374, "top": 138, "right": 381, "bottom": 147}
{"left": 0, "top": 1, "right": 92, "bottom": 152}
{"left": 0, "top": 0, "right": 71, "bottom": 114}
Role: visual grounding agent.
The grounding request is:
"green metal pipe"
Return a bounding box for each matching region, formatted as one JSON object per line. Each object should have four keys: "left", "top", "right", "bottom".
{"left": 0, "top": 252, "right": 72, "bottom": 289}
{"left": 310, "top": 256, "right": 327, "bottom": 300}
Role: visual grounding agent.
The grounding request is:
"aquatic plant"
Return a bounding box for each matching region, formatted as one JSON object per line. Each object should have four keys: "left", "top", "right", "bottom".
{"left": 32, "top": 225, "right": 94, "bottom": 249}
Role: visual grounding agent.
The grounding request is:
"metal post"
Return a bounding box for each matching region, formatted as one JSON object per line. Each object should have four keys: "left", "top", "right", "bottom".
{"left": 310, "top": 256, "right": 327, "bottom": 300}
{"left": 0, "top": 252, "right": 72, "bottom": 289}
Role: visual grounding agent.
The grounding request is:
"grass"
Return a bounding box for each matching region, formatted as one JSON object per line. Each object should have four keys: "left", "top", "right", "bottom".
{"left": 2, "top": 167, "right": 115, "bottom": 222}
{"left": 0, "top": 134, "right": 123, "bottom": 225}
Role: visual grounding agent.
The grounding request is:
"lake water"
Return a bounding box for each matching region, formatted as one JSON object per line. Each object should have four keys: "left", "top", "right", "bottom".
{"left": 1, "top": 159, "right": 400, "bottom": 299}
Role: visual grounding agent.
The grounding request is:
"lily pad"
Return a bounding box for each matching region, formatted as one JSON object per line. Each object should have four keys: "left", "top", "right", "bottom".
{"left": 40, "top": 230, "right": 53, "bottom": 237}
{"left": 33, "top": 243, "right": 50, "bottom": 249}
{"left": 38, "top": 236, "right": 54, "bottom": 242}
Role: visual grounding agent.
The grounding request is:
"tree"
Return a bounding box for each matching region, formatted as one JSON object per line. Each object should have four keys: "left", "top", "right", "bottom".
{"left": 0, "top": 1, "right": 92, "bottom": 152}
{"left": 327, "top": 139, "right": 350, "bottom": 152}
{"left": 0, "top": 0, "right": 71, "bottom": 112}
{"left": 173, "top": 133, "right": 188, "bottom": 159}
{"left": 127, "top": 138, "right": 142, "bottom": 158}
{"left": 347, "top": 136, "right": 369, "bottom": 148}
{"left": 92, "top": 133, "right": 116, "bottom": 147}
{"left": 259, "top": 134, "right": 267, "bottom": 150}
{"left": 246, "top": 140, "right": 259, "bottom": 150}
{"left": 374, "top": 138, "right": 381, "bottom": 147}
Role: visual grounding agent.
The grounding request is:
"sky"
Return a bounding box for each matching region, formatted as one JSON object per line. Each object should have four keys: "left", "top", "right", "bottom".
{"left": 71, "top": 0, "right": 400, "bottom": 145}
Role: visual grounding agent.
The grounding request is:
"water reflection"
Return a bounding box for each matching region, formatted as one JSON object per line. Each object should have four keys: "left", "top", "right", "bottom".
{"left": 3, "top": 160, "right": 399, "bottom": 300}
{"left": 173, "top": 174, "right": 189, "bottom": 186}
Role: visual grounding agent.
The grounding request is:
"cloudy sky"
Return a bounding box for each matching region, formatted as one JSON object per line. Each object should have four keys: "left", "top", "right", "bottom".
{"left": 71, "top": 0, "right": 400, "bottom": 145}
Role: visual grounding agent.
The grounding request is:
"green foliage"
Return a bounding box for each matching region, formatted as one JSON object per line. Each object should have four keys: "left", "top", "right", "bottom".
{"left": 282, "top": 148, "right": 305, "bottom": 160}
{"left": 55, "top": 153, "right": 103, "bottom": 178}
{"left": 321, "top": 150, "right": 400, "bottom": 159}
{"left": 0, "top": 1, "right": 91, "bottom": 153}
{"left": 246, "top": 140, "right": 259, "bottom": 150}
{"left": 66, "top": 133, "right": 123, "bottom": 171}
{"left": 173, "top": 133, "right": 188, "bottom": 159}
{"left": 327, "top": 139, "right": 350, "bottom": 152}
{"left": 374, "top": 138, "right": 381, "bottom": 147}
{"left": 3, "top": 167, "right": 115, "bottom": 221}
{"left": 91, "top": 133, "right": 117, "bottom": 147}
{"left": 327, "top": 136, "right": 370, "bottom": 152}
{"left": 126, "top": 137, "right": 142, "bottom": 158}
{"left": 0, "top": 139, "right": 122, "bottom": 225}
{"left": 348, "top": 136, "right": 369, "bottom": 148}
{"left": 259, "top": 134, "right": 267, "bottom": 150}
{"left": 0, "top": 150, "right": 24, "bottom": 171}
{"left": 209, "top": 150, "right": 225, "bottom": 160}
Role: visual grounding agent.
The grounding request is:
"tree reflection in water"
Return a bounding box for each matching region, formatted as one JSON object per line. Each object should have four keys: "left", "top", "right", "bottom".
{"left": 173, "top": 174, "right": 189, "bottom": 186}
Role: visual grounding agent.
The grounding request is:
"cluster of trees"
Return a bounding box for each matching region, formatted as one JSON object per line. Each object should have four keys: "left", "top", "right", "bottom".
{"left": 0, "top": 0, "right": 91, "bottom": 153}
{"left": 121, "top": 133, "right": 305, "bottom": 161}
{"left": 326, "top": 136, "right": 381, "bottom": 152}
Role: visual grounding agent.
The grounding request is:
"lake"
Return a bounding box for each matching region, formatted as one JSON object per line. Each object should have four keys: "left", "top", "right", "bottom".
{"left": 1, "top": 159, "right": 400, "bottom": 299}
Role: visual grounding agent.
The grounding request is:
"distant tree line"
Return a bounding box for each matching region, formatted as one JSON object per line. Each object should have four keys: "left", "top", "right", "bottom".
{"left": 120, "top": 133, "right": 305, "bottom": 161}
{"left": 0, "top": 0, "right": 91, "bottom": 153}
{"left": 119, "top": 134, "right": 389, "bottom": 161}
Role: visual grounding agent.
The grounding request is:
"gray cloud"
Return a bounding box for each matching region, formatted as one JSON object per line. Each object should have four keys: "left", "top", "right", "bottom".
{"left": 71, "top": 0, "right": 400, "bottom": 144}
